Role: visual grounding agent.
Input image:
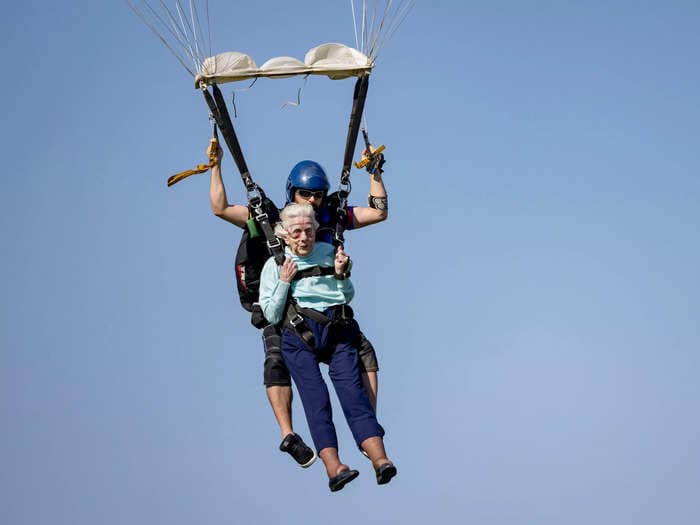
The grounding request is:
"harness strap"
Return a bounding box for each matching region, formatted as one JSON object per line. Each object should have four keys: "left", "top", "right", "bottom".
{"left": 341, "top": 75, "right": 370, "bottom": 185}
{"left": 201, "top": 82, "right": 285, "bottom": 267}
{"left": 293, "top": 266, "right": 336, "bottom": 280}
{"left": 201, "top": 84, "right": 255, "bottom": 191}
{"left": 249, "top": 195, "right": 285, "bottom": 265}
{"left": 283, "top": 301, "right": 323, "bottom": 348}
{"left": 334, "top": 74, "right": 370, "bottom": 248}
{"left": 282, "top": 302, "right": 355, "bottom": 350}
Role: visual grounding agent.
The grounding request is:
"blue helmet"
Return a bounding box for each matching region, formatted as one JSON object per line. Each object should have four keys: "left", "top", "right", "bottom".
{"left": 286, "top": 160, "right": 330, "bottom": 203}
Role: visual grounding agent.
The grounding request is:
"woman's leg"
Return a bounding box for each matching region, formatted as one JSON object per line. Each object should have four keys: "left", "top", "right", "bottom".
{"left": 281, "top": 330, "right": 338, "bottom": 454}
{"left": 327, "top": 338, "right": 384, "bottom": 448}
{"left": 329, "top": 338, "right": 396, "bottom": 483}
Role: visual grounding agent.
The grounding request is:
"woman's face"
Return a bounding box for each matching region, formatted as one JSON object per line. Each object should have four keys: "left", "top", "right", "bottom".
{"left": 285, "top": 217, "right": 316, "bottom": 256}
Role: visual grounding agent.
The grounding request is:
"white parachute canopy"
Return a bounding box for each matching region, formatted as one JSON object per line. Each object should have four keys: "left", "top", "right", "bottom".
{"left": 130, "top": 0, "right": 413, "bottom": 84}
{"left": 195, "top": 43, "right": 373, "bottom": 86}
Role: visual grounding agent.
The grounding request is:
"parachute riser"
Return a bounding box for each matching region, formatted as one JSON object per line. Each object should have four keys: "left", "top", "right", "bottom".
{"left": 335, "top": 74, "right": 370, "bottom": 248}
{"left": 200, "top": 82, "right": 284, "bottom": 265}
{"left": 341, "top": 74, "right": 370, "bottom": 184}
{"left": 200, "top": 83, "right": 256, "bottom": 193}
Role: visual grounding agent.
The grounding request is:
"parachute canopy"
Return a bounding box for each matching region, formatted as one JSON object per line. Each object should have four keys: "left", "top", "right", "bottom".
{"left": 130, "top": 0, "right": 414, "bottom": 85}
{"left": 195, "top": 43, "right": 373, "bottom": 87}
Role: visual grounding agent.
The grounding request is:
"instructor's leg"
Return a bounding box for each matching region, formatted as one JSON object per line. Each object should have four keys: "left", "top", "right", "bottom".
{"left": 266, "top": 385, "right": 293, "bottom": 438}
{"left": 361, "top": 372, "right": 378, "bottom": 411}
{"left": 262, "top": 325, "right": 295, "bottom": 437}
{"left": 357, "top": 328, "right": 379, "bottom": 410}
{"left": 263, "top": 326, "right": 315, "bottom": 467}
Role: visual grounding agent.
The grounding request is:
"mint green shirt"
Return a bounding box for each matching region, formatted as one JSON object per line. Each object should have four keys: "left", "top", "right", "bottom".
{"left": 258, "top": 242, "right": 354, "bottom": 325}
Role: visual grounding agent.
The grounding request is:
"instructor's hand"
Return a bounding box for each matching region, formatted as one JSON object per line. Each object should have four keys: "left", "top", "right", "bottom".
{"left": 207, "top": 139, "right": 223, "bottom": 165}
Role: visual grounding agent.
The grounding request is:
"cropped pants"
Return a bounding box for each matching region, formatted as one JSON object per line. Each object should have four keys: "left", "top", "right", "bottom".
{"left": 281, "top": 309, "right": 383, "bottom": 452}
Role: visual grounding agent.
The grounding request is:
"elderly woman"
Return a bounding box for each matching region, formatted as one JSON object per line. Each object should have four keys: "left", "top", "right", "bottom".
{"left": 258, "top": 203, "right": 396, "bottom": 492}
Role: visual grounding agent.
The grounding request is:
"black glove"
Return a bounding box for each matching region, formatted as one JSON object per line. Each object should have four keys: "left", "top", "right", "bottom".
{"left": 366, "top": 152, "right": 386, "bottom": 175}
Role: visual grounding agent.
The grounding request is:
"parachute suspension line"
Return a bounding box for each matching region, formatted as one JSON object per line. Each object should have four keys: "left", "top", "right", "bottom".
{"left": 366, "top": 1, "right": 381, "bottom": 56}
{"left": 370, "top": 0, "right": 415, "bottom": 59}
{"left": 128, "top": 1, "right": 197, "bottom": 76}
{"left": 350, "top": 0, "right": 360, "bottom": 50}
{"left": 150, "top": 0, "right": 200, "bottom": 72}
{"left": 128, "top": 1, "right": 212, "bottom": 76}
{"left": 204, "top": 0, "right": 213, "bottom": 62}
{"left": 349, "top": 0, "right": 415, "bottom": 60}
{"left": 171, "top": 0, "right": 208, "bottom": 72}
{"left": 185, "top": 0, "right": 207, "bottom": 64}
{"left": 365, "top": 1, "right": 386, "bottom": 59}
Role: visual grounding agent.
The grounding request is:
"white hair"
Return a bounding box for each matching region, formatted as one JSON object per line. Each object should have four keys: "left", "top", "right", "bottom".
{"left": 274, "top": 203, "right": 319, "bottom": 237}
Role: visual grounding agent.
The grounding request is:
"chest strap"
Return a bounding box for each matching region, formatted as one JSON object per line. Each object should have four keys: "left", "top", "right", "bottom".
{"left": 292, "top": 265, "right": 336, "bottom": 281}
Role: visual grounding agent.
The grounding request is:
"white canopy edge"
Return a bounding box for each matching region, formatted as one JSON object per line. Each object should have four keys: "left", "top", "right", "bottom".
{"left": 194, "top": 43, "right": 373, "bottom": 87}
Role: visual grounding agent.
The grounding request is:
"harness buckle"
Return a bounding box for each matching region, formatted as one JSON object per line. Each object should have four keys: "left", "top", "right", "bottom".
{"left": 289, "top": 314, "right": 305, "bottom": 328}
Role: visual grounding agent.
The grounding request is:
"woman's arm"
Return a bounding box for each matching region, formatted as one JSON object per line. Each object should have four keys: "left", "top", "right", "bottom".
{"left": 334, "top": 247, "right": 355, "bottom": 304}
{"left": 258, "top": 257, "right": 296, "bottom": 324}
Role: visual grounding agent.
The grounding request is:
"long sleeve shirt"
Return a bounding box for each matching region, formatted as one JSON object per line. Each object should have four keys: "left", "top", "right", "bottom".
{"left": 258, "top": 242, "right": 355, "bottom": 325}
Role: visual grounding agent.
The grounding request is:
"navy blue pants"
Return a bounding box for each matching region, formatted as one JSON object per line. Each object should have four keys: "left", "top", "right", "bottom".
{"left": 281, "top": 310, "right": 383, "bottom": 452}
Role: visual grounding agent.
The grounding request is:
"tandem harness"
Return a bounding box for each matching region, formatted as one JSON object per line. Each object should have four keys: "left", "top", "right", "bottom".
{"left": 198, "top": 76, "right": 371, "bottom": 327}
{"left": 199, "top": 74, "right": 370, "bottom": 250}
{"left": 284, "top": 302, "right": 356, "bottom": 351}
{"left": 282, "top": 265, "right": 355, "bottom": 350}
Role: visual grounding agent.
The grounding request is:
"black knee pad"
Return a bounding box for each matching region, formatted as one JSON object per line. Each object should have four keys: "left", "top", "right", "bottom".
{"left": 355, "top": 325, "right": 379, "bottom": 373}
{"left": 262, "top": 324, "right": 291, "bottom": 386}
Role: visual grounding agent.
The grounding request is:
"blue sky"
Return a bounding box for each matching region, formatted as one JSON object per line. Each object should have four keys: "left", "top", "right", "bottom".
{"left": 2, "top": 1, "right": 699, "bottom": 524}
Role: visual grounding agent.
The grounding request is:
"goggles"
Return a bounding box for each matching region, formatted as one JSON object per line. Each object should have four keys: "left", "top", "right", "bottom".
{"left": 295, "top": 189, "right": 326, "bottom": 199}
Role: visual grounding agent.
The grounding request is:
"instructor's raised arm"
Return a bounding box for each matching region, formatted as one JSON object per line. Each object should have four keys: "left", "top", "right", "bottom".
{"left": 208, "top": 139, "right": 249, "bottom": 227}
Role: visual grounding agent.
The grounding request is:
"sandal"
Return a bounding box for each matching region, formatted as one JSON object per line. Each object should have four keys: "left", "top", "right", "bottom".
{"left": 329, "top": 468, "right": 360, "bottom": 492}
{"left": 375, "top": 462, "right": 397, "bottom": 485}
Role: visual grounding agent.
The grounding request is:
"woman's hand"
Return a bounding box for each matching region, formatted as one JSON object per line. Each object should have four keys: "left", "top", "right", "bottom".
{"left": 279, "top": 257, "right": 298, "bottom": 283}
{"left": 335, "top": 247, "right": 350, "bottom": 274}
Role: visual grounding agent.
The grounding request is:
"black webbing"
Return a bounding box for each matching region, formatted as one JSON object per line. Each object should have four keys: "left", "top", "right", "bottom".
{"left": 335, "top": 74, "right": 370, "bottom": 248}
{"left": 341, "top": 75, "right": 370, "bottom": 184}
{"left": 293, "top": 266, "right": 336, "bottom": 280}
{"left": 250, "top": 198, "right": 285, "bottom": 265}
{"left": 201, "top": 83, "right": 284, "bottom": 265}
{"left": 201, "top": 85, "right": 255, "bottom": 192}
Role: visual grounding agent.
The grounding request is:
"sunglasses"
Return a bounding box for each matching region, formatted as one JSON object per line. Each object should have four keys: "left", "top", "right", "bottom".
{"left": 296, "top": 189, "right": 326, "bottom": 199}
